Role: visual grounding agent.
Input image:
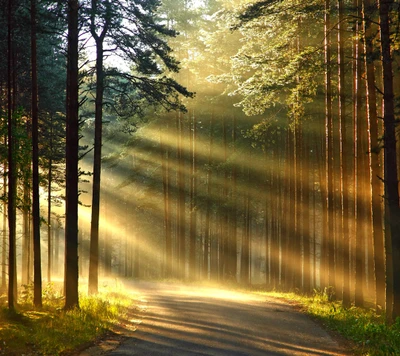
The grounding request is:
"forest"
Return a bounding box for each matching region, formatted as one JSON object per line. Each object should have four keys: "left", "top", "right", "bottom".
{"left": 1, "top": 0, "right": 400, "bottom": 328}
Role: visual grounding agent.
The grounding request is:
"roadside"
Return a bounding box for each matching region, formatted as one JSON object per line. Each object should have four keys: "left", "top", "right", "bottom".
{"left": 74, "top": 302, "right": 142, "bottom": 356}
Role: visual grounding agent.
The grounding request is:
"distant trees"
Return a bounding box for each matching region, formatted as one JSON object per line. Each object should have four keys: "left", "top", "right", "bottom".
{"left": 103, "top": 0, "right": 396, "bottom": 324}
{"left": 228, "top": 0, "right": 400, "bottom": 322}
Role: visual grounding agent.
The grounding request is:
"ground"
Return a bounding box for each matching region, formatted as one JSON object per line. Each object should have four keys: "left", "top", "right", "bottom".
{"left": 74, "top": 282, "right": 354, "bottom": 356}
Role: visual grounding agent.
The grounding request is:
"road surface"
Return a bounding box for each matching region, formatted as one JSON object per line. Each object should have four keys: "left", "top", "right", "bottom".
{"left": 106, "top": 282, "right": 351, "bottom": 356}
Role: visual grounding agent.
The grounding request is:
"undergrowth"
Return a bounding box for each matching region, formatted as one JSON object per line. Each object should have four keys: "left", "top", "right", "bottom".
{"left": 267, "top": 289, "right": 400, "bottom": 356}
{"left": 0, "top": 282, "right": 133, "bottom": 355}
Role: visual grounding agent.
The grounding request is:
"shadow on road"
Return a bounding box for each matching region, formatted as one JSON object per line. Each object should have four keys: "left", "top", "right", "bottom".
{"left": 105, "top": 282, "right": 351, "bottom": 356}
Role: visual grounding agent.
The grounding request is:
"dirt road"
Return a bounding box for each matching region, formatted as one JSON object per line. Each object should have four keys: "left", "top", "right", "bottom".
{"left": 103, "top": 282, "right": 352, "bottom": 355}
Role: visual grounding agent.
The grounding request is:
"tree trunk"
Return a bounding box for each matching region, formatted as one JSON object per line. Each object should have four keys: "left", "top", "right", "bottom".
{"left": 379, "top": 0, "right": 400, "bottom": 322}
{"left": 227, "top": 117, "right": 237, "bottom": 282}
{"left": 88, "top": 0, "right": 108, "bottom": 295}
{"left": 31, "top": 0, "right": 42, "bottom": 308}
{"left": 280, "top": 130, "right": 291, "bottom": 289}
{"left": 47, "top": 117, "right": 54, "bottom": 283}
{"left": 7, "top": 0, "right": 17, "bottom": 311}
{"left": 64, "top": 0, "right": 80, "bottom": 310}
{"left": 203, "top": 115, "right": 214, "bottom": 280}
{"left": 324, "top": 0, "right": 335, "bottom": 298}
{"left": 1, "top": 165, "right": 7, "bottom": 291}
{"left": 189, "top": 112, "right": 197, "bottom": 279}
{"left": 21, "top": 181, "right": 30, "bottom": 286}
{"left": 294, "top": 124, "right": 302, "bottom": 291}
{"left": 354, "top": 0, "right": 365, "bottom": 307}
{"left": 241, "top": 158, "right": 250, "bottom": 285}
{"left": 221, "top": 117, "right": 229, "bottom": 280}
{"left": 176, "top": 113, "right": 185, "bottom": 279}
{"left": 338, "top": 0, "right": 350, "bottom": 307}
{"left": 303, "top": 134, "right": 311, "bottom": 294}
{"left": 161, "top": 122, "right": 172, "bottom": 278}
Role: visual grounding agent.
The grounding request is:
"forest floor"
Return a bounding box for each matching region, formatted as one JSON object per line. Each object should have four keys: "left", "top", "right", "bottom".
{"left": 76, "top": 281, "right": 354, "bottom": 356}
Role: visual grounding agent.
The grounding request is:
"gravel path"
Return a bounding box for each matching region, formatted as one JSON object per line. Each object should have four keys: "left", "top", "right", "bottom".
{"left": 99, "top": 282, "right": 353, "bottom": 356}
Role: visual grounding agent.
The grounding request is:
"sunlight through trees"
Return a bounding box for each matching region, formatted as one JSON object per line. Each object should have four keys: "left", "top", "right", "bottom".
{"left": 0, "top": 0, "right": 399, "bottom": 325}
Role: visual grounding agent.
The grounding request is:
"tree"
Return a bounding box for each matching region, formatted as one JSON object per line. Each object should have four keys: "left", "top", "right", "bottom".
{"left": 87, "top": 0, "right": 109, "bottom": 296}
{"left": 378, "top": 0, "right": 400, "bottom": 322}
{"left": 7, "top": 0, "right": 17, "bottom": 311}
{"left": 324, "top": 0, "right": 335, "bottom": 297}
{"left": 362, "top": 0, "right": 385, "bottom": 312}
{"left": 353, "top": 0, "right": 365, "bottom": 308}
{"left": 31, "top": 0, "right": 42, "bottom": 308}
{"left": 160, "top": 121, "right": 172, "bottom": 277}
{"left": 188, "top": 112, "right": 197, "bottom": 280}
{"left": 338, "top": 0, "right": 350, "bottom": 307}
{"left": 64, "top": 0, "right": 80, "bottom": 310}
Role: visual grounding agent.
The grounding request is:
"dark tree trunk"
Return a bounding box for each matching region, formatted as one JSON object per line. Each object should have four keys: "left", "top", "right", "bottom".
{"left": 324, "top": 0, "right": 334, "bottom": 297}
{"left": 379, "top": 0, "right": 400, "bottom": 322}
{"left": 1, "top": 166, "right": 6, "bottom": 291}
{"left": 64, "top": 0, "right": 80, "bottom": 310}
{"left": 47, "top": 117, "right": 54, "bottom": 282}
{"left": 31, "top": 0, "right": 42, "bottom": 308}
{"left": 22, "top": 179, "right": 30, "bottom": 286}
{"left": 338, "top": 0, "right": 350, "bottom": 307}
{"left": 88, "top": 0, "right": 109, "bottom": 295}
{"left": 354, "top": 0, "right": 365, "bottom": 307}
{"left": 87, "top": 0, "right": 111, "bottom": 293}
{"left": 7, "top": 0, "right": 17, "bottom": 311}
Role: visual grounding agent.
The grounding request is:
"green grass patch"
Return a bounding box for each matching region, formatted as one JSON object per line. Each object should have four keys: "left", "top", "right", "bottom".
{"left": 263, "top": 289, "right": 400, "bottom": 356}
{"left": 0, "top": 282, "right": 134, "bottom": 355}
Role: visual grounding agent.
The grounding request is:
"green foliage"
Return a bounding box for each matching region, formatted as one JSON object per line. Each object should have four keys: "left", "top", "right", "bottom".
{"left": 266, "top": 290, "right": 400, "bottom": 356}
{"left": 0, "top": 283, "right": 133, "bottom": 355}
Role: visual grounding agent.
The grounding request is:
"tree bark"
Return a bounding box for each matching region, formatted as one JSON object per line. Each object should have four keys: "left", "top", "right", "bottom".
{"left": 324, "top": 0, "right": 335, "bottom": 298}
{"left": 354, "top": 0, "right": 365, "bottom": 307}
{"left": 1, "top": 164, "right": 7, "bottom": 291}
{"left": 176, "top": 113, "right": 185, "bottom": 279}
{"left": 241, "top": 156, "right": 250, "bottom": 285}
{"left": 64, "top": 0, "right": 80, "bottom": 310}
{"left": 379, "top": 0, "right": 400, "bottom": 322}
{"left": 161, "top": 122, "right": 172, "bottom": 278}
{"left": 203, "top": 115, "right": 214, "bottom": 280}
{"left": 302, "top": 134, "right": 311, "bottom": 294}
{"left": 47, "top": 117, "right": 54, "bottom": 283}
{"left": 338, "top": 0, "right": 350, "bottom": 307}
{"left": 227, "top": 117, "right": 237, "bottom": 282}
{"left": 189, "top": 112, "right": 197, "bottom": 279}
{"left": 31, "top": 0, "right": 42, "bottom": 308}
{"left": 7, "top": 0, "right": 17, "bottom": 311}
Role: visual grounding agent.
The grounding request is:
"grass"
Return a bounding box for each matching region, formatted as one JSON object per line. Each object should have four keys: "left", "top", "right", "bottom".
{"left": 0, "top": 281, "right": 134, "bottom": 355}
{"left": 263, "top": 289, "right": 400, "bottom": 356}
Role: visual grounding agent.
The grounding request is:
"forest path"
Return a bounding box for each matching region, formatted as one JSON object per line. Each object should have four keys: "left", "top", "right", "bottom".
{"left": 102, "top": 281, "right": 352, "bottom": 355}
